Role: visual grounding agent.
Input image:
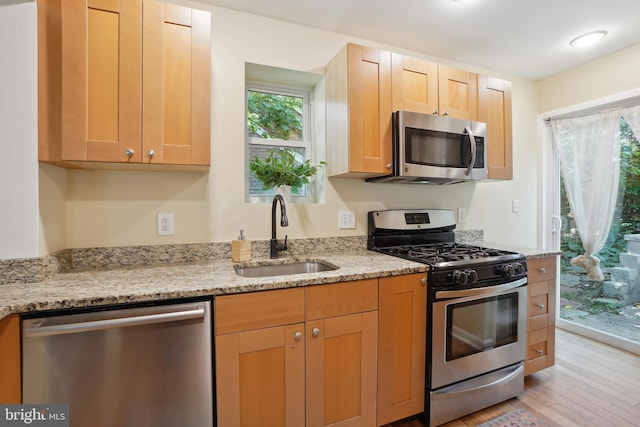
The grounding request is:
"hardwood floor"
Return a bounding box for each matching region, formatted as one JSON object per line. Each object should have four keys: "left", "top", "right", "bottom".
{"left": 385, "top": 328, "right": 640, "bottom": 427}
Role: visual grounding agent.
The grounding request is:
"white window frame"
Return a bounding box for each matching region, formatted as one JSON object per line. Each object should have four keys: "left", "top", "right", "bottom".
{"left": 245, "top": 81, "right": 315, "bottom": 203}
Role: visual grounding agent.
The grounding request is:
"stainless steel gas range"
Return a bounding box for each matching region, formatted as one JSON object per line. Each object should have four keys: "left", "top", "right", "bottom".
{"left": 368, "top": 209, "right": 528, "bottom": 427}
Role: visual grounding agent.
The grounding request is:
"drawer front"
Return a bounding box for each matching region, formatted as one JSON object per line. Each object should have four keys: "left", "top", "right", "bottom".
{"left": 527, "top": 328, "right": 549, "bottom": 360}
{"left": 527, "top": 257, "right": 557, "bottom": 283}
{"left": 216, "top": 287, "right": 305, "bottom": 335}
{"left": 529, "top": 293, "right": 549, "bottom": 316}
{"left": 306, "top": 279, "right": 378, "bottom": 320}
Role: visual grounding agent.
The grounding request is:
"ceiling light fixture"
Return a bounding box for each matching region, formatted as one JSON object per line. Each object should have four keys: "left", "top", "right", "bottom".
{"left": 569, "top": 30, "right": 608, "bottom": 48}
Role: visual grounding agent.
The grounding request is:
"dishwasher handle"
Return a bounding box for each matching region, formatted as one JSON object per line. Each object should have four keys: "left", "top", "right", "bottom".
{"left": 24, "top": 307, "right": 206, "bottom": 338}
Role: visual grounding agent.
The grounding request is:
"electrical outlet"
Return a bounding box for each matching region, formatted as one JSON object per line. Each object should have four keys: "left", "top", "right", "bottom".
{"left": 457, "top": 208, "right": 466, "bottom": 223}
{"left": 157, "top": 213, "right": 174, "bottom": 236}
{"left": 338, "top": 210, "right": 356, "bottom": 229}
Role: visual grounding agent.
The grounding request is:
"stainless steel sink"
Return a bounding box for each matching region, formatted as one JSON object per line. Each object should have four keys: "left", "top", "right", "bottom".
{"left": 234, "top": 261, "right": 338, "bottom": 278}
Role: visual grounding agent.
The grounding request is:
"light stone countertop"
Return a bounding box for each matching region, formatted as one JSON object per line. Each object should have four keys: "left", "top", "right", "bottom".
{"left": 0, "top": 251, "right": 428, "bottom": 321}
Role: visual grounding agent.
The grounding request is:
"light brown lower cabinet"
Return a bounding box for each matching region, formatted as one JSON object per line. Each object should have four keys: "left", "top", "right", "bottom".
{"left": 0, "top": 314, "right": 21, "bottom": 403}
{"left": 215, "top": 279, "right": 379, "bottom": 427}
{"left": 525, "top": 256, "right": 558, "bottom": 375}
{"left": 377, "top": 274, "right": 426, "bottom": 425}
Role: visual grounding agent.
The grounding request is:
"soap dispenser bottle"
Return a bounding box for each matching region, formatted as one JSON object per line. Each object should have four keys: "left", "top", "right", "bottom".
{"left": 232, "top": 229, "right": 251, "bottom": 262}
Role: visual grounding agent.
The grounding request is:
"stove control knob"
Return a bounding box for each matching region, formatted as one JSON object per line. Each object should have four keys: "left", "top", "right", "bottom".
{"left": 513, "top": 263, "right": 525, "bottom": 276}
{"left": 466, "top": 269, "right": 478, "bottom": 283}
{"left": 453, "top": 270, "right": 468, "bottom": 285}
{"left": 501, "top": 264, "right": 515, "bottom": 277}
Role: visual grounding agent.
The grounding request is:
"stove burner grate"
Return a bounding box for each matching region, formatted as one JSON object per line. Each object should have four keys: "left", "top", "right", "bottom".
{"left": 382, "top": 242, "right": 512, "bottom": 265}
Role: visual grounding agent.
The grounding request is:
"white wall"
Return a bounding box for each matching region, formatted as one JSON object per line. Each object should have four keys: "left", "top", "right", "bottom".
{"left": 50, "top": 5, "right": 540, "bottom": 251}
{"left": 538, "top": 43, "right": 640, "bottom": 113}
{"left": 0, "top": 1, "right": 38, "bottom": 260}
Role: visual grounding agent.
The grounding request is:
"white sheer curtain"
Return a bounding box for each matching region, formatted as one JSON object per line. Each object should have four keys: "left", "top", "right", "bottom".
{"left": 551, "top": 110, "right": 622, "bottom": 281}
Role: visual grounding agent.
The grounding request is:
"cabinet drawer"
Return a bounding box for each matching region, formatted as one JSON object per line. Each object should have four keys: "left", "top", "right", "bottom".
{"left": 216, "top": 288, "right": 305, "bottom": 335}
{"left": 527, "top": 257, "right": 556, "bottom": 283}
{"left": 529, "top": 293, "right": 549, "bottom": 315}
{"left": 306, "top": 279, "right": 378, "bottom": 320}
{"left": 527, "top": 328, "right": 549, "bottom": 360}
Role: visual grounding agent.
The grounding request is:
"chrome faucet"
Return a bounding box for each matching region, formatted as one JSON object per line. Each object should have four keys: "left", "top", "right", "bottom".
{"left": 270, "top": 194, "right": 288, "bottom": 259}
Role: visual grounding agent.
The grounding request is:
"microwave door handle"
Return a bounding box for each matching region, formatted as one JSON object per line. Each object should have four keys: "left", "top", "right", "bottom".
{"left": 465, "top": 126, "right": 476, "bottom": 176}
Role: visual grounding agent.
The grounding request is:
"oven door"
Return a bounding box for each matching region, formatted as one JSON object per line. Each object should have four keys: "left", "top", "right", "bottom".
{"left": 396, "top": 110, "right": 488, "bottom": 181}
{"left": 431, "top": 278, "right": 527, "bottom": 389}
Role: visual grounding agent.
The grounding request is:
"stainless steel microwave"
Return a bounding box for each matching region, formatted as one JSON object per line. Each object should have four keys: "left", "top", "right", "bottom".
{"left": 368, "top": 110, "right": 488, "bottom": 184}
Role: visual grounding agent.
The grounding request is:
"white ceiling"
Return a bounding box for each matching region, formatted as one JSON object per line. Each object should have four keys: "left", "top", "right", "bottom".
{"left": 199, "top": 0, "right": 640, "bottom": 80}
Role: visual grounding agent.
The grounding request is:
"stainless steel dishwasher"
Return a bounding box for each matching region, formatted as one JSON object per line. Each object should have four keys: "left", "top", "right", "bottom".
{"left": 22, "top": 299, "right": 213, "bottom": 427}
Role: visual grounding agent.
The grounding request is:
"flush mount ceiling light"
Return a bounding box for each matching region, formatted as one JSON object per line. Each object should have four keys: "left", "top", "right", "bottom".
{"left": 569, "top": 30, "right": 608, "bottom": 48}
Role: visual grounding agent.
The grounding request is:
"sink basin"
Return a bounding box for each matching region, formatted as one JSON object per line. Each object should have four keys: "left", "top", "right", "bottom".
{"left": 235, "top": 261, "right": 338, "bottom": 278}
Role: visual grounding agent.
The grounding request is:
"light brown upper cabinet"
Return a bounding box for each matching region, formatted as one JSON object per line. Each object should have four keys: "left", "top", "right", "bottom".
{"left": 326, "top": 43, "right": 393, "bottom": 177}
{"left": 479, "top": 75, "right": 513, "bottom": 180}
{"left": 38, "top": 0, "right": 211, "bottom": 169}
{"left": 391, "top": 54, "right": 478, "bottom": 121}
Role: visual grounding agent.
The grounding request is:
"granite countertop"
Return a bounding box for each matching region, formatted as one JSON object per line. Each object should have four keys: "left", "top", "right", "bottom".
{"left": 0, "top": 251, "right": 428, "bottom": 321}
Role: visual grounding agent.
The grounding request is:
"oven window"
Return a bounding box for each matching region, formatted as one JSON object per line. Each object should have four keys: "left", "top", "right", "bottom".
{"left": 445, "top": 293, "right": 518, "bottom": 361}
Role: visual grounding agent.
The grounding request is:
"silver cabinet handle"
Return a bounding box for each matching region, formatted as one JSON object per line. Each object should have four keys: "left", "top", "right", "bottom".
{"left": 385, "top": 163, "right": 392, "bottom": 170}
{"left": 464, "top": 125, "right": 476, "bottom": 177}
{"left": 538, "top": 267, "right": 546, "bottom": 274}
{"left": 536, "top": 304, "right": 546, "bottom": 310}
{"left": 24, "top": 308, "right": 205, "bottom": 338}
{"left": 312, "top": 328, "right": 320, "bottom": 337}
{"left": 536, "top": 349, "right": 544, "bottom": 355}
{"left": 420, "top": 277, "right": 427, "bottom": 286}
{"left": 125, "top": 148, "right": 135, "bottom": 157}
{"left": 294, "top": 332, "right": 302, "bottom": 342}
{"left": 147, "top": 150, "right": 155, "bottom": 158}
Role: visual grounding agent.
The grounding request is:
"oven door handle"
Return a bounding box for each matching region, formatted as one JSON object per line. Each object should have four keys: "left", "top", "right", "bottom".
{"left": 435, "top": 277, "right": 527, "bottom": 299}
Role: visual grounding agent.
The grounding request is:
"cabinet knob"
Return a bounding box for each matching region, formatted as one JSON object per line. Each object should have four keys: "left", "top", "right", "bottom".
{"left": 147, "top": 150, "right": 155, "bottom": 158}
{"left": 442, "top": 111, "right": 449, "bottom": 117}
{"left": 538, "top": 267, "right": 546, "bottom": 274}
{"left": 536, "top": 349, "right": 544, "bottom": 355}
{"left": 294, "top": 332, "right": 302, "bottom": 342}
{"left": 385, "top": 163, "right": 392, "bottom": 170}
{"left": 125, "top": 148, "right": 135, "bottom": 157}
{"left": 432, "top": 109, "right": 438, "bottom": 115}
{"left": 312, "top": 328, "right": 320, "bottom": 337}
{"left": 536, "top": 304, "right": 545, "bottom": 311}
{"left": 420, "top": 277, "right": 427, "bottom": 286}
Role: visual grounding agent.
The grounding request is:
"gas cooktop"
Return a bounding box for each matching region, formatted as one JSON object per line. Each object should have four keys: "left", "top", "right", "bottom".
{"left": 377, "top": 242, "right": 522, "bottom": 267}
{"left": 368, "top": 209, "right": 526, "bottom": 270}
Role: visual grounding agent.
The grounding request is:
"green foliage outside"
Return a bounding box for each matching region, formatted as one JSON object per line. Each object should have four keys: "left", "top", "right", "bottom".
{"left": 247, "top": 90, "right": 303, "bottom": 140}
{"left": 560, "top": 119, "right": 640, "bottom": 270}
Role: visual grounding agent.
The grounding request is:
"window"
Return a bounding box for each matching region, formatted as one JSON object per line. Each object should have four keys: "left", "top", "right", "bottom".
{"left": 246, "top": 82, "right": 315, "bottom": 202}
{"left": 540, "top": 91, "right": 640, "bottom": 354}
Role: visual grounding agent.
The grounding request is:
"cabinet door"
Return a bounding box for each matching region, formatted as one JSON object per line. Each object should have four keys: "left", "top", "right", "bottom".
{"left": 479, "top": 75, "right": 513, "bottom": 180}
{"left": 306, "top": 312, "right": 378, "bottom": 427}
{"left": 61, "top": 0, "right": 142, "bottom": 162}
{"left": 0, "top": 314, "right": 21, "bottom": 403}
{"left": 347, "top": 44, "right": 392, "bottom": 174}
{"left": 143, "top": 0, "right": 211, "bottom": 166}
{"left": 216, "top": 324, "right": 305, "bottom": 427}
{"left": 437, "top": 65, "right": 477, "bottom": 120}
{"left": 391, "top": 54, "right": 439, "bottom": 115}
{"left": 377, "top": 274, "right": 426, "bottom": 424}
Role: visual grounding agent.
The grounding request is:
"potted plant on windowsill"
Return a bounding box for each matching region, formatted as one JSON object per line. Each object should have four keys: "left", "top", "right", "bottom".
{"left": 249, "top": 148, "right": 326, "bottom": 200}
